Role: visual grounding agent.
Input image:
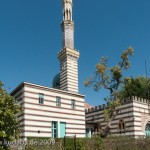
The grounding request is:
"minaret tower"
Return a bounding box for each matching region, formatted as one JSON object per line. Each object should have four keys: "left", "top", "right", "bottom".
{"left": 58, "top": 0, "right": 79, "bottom": 93}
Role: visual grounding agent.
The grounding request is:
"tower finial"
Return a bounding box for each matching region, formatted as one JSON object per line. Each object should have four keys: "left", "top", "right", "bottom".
{"left": 61, "top": 0, "right": 74, "bottom": 49}
{"left": 62, "top": 0, "right": 73, "bottom": 21}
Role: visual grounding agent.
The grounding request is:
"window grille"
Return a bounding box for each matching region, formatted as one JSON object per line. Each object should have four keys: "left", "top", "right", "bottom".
{"left": 56, "top": 97, "right": 61, "bottom": 107}
{"left": 39, "top": 93, "right": 44, "bottom": 104}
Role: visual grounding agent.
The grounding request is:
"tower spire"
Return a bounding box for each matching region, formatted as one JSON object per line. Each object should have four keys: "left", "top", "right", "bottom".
{"left": 58, "top": 0, "right": 79, "bottom": 93}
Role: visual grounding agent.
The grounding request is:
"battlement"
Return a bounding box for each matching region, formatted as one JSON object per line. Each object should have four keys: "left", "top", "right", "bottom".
{"left": 85, "top": 96, "right": 149, "bottom": 114}
{"left": 131, "top": 96, "right": 148, "bottom": 103}
{"left": 85, "top": 104, "right": 107, "bottom": 114}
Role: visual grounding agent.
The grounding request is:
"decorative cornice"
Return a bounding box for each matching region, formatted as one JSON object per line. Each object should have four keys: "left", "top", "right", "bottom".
{"left": 11, "top": 82, "right": 84, "bottom": 98}
{"left": 58, "top": 47, "right": 79, "bottom": 61}
{"left": 61, "top": 21, "right": 74, "bottom": 30}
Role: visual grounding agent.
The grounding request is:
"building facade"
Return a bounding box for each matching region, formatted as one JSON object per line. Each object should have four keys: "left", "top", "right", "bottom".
{"left": 11, "top": 0, "right": 85, "bottom": 139}
{"left": 85, "top": 96, "right": 150, "bottom": 138}
{"left": 11, "top": 82, "right": 85, "bottom": 139}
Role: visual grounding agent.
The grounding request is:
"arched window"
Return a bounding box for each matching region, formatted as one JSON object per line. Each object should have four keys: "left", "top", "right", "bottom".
{"left": 65, "top": 9, "right": 68, "bottom": 20}
{"left": 145, "top": 122, "right": 150, "bottom": 137}
{"left": 118, "top": 119, "right": 125, "bottom": 133}
{"left": 64, "top": 11, "right": 65, "bottom": 20}
{"left": 66, "top": 9, "right": 68, "bottom": 20}
{"left": 94, "top": 122, "right": 101, "bottom": 134}
{"left": 69, "top": 10, "right": 71, "bottom": 20}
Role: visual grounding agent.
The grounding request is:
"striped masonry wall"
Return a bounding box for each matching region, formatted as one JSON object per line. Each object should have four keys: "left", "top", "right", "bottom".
{"left": 85, "top": 97, "right": 150, "bottom": 137}
{"left": 58, "top": 48, "right": 79, "bottom": 94}
{"left": 11, "top": 82, "right": 85, "bottom": 139}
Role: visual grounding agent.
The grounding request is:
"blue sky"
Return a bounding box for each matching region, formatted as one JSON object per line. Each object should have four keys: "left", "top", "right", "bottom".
{"left": 0, "top": 0, "right": 150, "bottom": 106}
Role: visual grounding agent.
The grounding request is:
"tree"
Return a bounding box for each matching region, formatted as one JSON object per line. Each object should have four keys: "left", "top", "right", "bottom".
{"left": 84, "top": 47, "right": 134, "bottom": 138}
{"left": 0, "top": 81, "right": 21, "bottom": 150}
{"left": 120, "top": 76, "right": 150, "bottom": 99}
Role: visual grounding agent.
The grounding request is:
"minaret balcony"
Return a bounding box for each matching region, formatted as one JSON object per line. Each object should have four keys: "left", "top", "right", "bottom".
{"left": 58, "top": 47, "right": 79, "bottom": 60}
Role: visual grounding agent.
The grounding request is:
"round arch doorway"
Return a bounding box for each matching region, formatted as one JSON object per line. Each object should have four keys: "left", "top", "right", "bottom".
{"left": 145, "top": 122, "right": 150, "bottom": 137}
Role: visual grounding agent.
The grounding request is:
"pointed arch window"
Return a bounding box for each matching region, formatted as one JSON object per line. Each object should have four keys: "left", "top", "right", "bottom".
{"left": 64, "top": 9, "right": 68, "bottom": 20}
{"left": 118, "top": 119, "right": 126, "bottom": 133}
{"left": 69, "top": 9, "right": 71, "bottom": 20}
{"left": 64, "top": 11, "right": 65, "bottom": 20}
{"left": 66, "top": 9, "right": 69, "bottom": 20}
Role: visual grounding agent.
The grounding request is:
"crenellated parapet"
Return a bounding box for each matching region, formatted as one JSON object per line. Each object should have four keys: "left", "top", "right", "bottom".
{"left": 122, "top": 96, "right": 149, "bottom": 104}
{"left": 85, "top": 96, "right": 149, "bottom": 114}
{"left": 131, "top": 96, "right": 149, "bottom": 103}
{"left": 85, "top": 103, "right": 108, "bottom": 113}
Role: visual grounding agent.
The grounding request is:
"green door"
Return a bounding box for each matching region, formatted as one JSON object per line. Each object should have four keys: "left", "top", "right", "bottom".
{"left": 86, "top": 128, "right": 91, "bottom": 138}
{"left": 60, "top": 122, "right": 66, "bottom": 138}
{"left": 145, "top": 122, "right": 150, "bottom": 137}
{"left": 86, "top": 128, "right": 89, "bottom": 138}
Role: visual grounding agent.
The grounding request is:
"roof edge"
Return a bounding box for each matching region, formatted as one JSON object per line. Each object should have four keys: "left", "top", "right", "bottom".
{"left": 11, "top": 81, "right": 85, "bottom": 98}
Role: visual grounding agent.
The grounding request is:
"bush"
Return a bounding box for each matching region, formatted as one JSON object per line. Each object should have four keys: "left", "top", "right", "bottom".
{"left": 7, "top": 136, "right": 150, "bottom": 150}
{"left": 25, "top": 137, "right": 60, "bottom": 150}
